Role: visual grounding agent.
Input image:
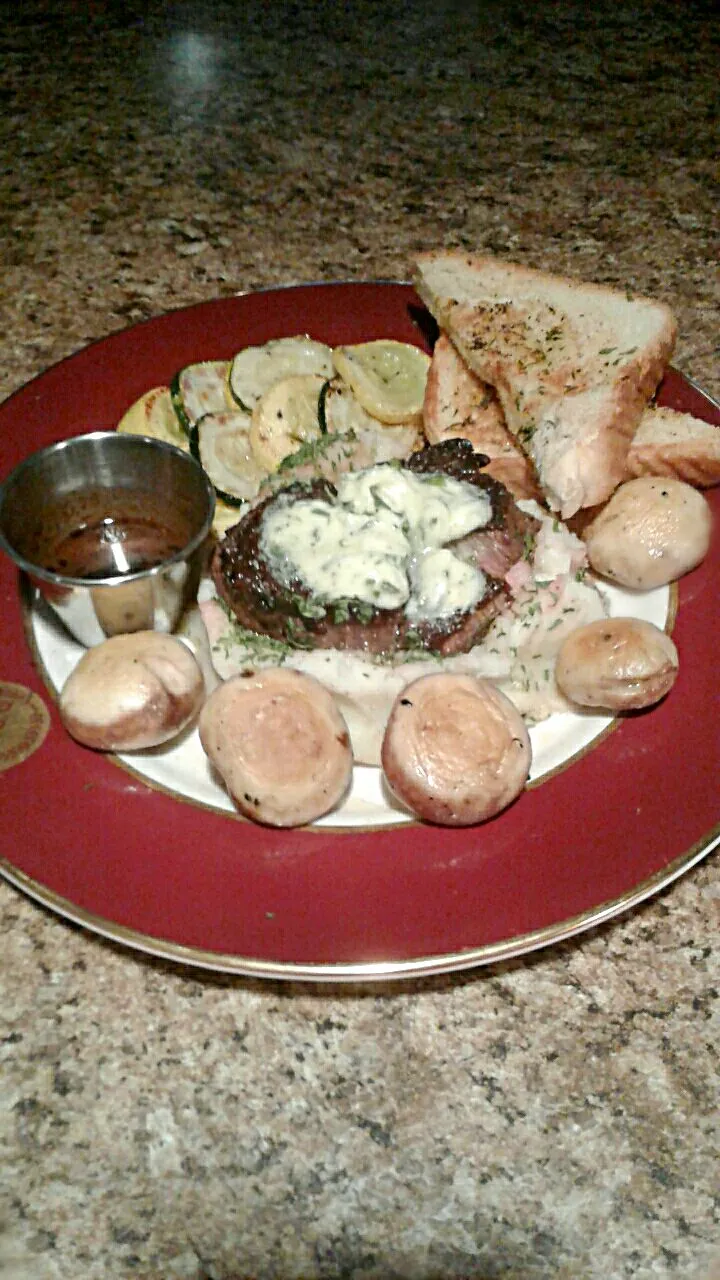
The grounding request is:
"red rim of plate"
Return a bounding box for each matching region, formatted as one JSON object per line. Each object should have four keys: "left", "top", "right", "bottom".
{"left": 1, "top": 281, "right": 718, "bottom": 982}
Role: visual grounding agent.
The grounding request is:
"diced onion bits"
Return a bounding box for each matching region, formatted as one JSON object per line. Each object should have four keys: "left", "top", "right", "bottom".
{"left": 381, "top": 673, "right": 531, "bottom": 826}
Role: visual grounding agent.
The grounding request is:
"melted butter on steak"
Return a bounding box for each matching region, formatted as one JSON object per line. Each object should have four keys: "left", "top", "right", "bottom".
{"left": 260, "top": 465, "right": 493, "bottom": 618}
{"left": 212, "top": 439, "right": 540, "bottom": 656}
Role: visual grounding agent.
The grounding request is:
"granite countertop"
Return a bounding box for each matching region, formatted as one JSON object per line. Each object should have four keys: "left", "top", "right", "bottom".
{"left": 1, "top": 2, "right": 718, "bottom": 1277}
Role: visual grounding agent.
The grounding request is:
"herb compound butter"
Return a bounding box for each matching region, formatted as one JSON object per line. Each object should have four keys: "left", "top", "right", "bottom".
{"left": 259, "top": 466, "right": 493, "bottom": 620}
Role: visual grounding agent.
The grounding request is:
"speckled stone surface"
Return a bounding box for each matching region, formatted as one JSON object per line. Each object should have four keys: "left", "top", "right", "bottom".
{"left": 1, "top": 2, "right": 718, "bottom": 1277}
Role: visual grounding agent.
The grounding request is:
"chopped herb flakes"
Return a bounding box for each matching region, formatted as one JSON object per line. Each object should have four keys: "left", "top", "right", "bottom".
{"left": 522, "top": 531, "right": 536, "bottom": 561}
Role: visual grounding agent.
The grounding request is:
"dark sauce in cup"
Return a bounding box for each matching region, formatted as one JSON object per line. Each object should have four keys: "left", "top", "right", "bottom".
{"left": 25, "top": 486, "right": 196, "bottom": 579}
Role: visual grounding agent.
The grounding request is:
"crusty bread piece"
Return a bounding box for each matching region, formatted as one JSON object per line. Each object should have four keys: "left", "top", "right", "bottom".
{"left": 423, "top": 335, "right": 543, "bottom": 501}
{"left": 625, "top": 405, "right": 720, "bottom": 487}
{"left": 423, "top": 334, "right": 505, "bottom": 443}
{"left": 426, "top": 331, "right": 719, "bottom": 501}
{"left": 413, "top": 251, "right": 678, "bottom": 517}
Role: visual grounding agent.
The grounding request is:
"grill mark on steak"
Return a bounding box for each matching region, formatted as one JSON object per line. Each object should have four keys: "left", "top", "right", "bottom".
{"left": 212, "top": 440, "right": 540, "bottom": 656}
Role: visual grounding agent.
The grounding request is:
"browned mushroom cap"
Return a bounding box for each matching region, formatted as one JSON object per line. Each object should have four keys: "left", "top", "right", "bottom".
{"left": 381, "top": 673, "right": 531, "bottom": 827}
{"left": 584, "top": 477, "right": 712, "bottom": 589}
{"left": 555, "top": 617, "right": 679, "bottom": 710}
{"left": 59, "top": 631, "right": 205, "bottom": 751}
{"left": 198, "top": 667, "right": 353, "bottom": 827}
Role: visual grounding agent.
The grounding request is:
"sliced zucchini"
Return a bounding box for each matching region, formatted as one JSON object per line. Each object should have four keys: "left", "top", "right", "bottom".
{"left": 170, "top": 360, "right": 231, "bottom": 434}
{"left": 190, "top": 409, "right": 265, "bottom": 506}
{"left": 249, "top": 373, "right": 327, "bottom": 473}
{"left": 332, "top": 340, "right": 430, "bottom": 424}
{"left": 117, "top": 386, "right": 190, "bottom": 452}
{"left": 228, "top": 336, "right": 333, "bottom": 412}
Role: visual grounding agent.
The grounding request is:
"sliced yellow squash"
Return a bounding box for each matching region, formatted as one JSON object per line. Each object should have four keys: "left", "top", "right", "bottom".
{"left": 249, "top": 374, "right": 327, "bottom": 473}
{"left": 332, "top": 340, "right": 430, "bottom": 425}
{"left": 117, "top": 386, "right": 190, "bottom": 452}
{"left": 212, "top": 498, "right": 245, "bottom": 540}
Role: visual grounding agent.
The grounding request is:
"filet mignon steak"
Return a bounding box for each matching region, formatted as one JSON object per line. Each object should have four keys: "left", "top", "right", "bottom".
{"left": 212, "top": 439, "right": 540, "bottom": 656}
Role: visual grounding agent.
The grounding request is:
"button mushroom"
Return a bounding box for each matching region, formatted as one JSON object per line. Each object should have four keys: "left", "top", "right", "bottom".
{"left": 198, "top": 667, "right": 353, "bottom": 827}
{"left": 59, "top": 631, "right": 205, "bottom": 750}
{"left": 381, "top": 672, "right": 531, "bottom": 826}
{"left": 555, "top": 617, "right": 679, "bottom": 710}
{"left": 583, "top": 477, "right": 712, "bottom": 589}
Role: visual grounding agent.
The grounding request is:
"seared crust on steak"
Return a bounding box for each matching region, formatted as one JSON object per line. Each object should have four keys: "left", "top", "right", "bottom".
{"left": 212, "top": 440, "right": 539, "bottom": 656}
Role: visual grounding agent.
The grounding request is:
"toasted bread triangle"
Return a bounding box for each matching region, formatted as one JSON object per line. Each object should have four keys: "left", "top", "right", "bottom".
{"left": 413, "top": 251, "right": 677, "bottom": 517}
